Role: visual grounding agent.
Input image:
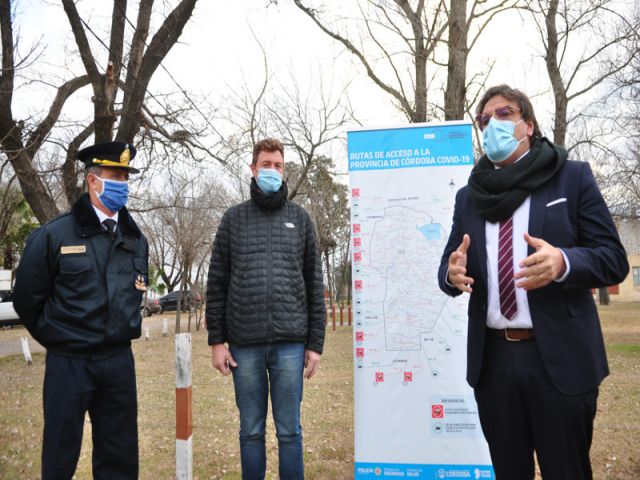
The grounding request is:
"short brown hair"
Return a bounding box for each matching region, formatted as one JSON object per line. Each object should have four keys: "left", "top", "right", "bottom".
{"left": 252, "top": 138, "right": 284, "bottom": 165}
{"left": 476, "top": 84, "right": 542, "bottom": 141}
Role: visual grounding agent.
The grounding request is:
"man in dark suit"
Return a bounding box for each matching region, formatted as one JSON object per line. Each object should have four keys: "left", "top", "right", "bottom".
{"left": 438, "top": 85, "right": 628, "bottom": 479}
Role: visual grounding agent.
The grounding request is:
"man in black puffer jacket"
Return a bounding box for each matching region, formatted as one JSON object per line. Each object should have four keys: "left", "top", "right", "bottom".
{"left": 206, "top": 138, "right": 326, "bottom": 480}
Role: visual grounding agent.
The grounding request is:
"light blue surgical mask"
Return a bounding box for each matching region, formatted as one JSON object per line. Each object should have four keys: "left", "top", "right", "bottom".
{"left": 482, "top": 118, "right": 526, "bottom": 163}
{"left": 256, "top": 168, "right": 283, "bottom": 193}
{"left": 94, "top": 175, "right": 129, "bottom": 212}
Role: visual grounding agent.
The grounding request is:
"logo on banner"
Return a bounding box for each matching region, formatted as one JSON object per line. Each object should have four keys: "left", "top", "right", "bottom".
{"left": 353, "top": 223, "right": 361, "bottom": 234}
{"left": 353, "top": 237, "right": 362, "bottom": 247}
{"left": 432, "top": 404, "right": 444, "bottom": 418}
{"left": 354, "top": 252, "right": 362, "bottom": 262}
{"left": 404, "top": 371, "right": 413, "bottom": 382}
{"left": 375, "top": 371, "right": 384, "bottom": 383}
{"left": 352, "top": 188, "right": 360, "bottom": 198}
{"left": 355, "top": 331, "right": 364, "bottom": 342}
{"left": 356, "top": 348, "right": 364, "bottom": 358}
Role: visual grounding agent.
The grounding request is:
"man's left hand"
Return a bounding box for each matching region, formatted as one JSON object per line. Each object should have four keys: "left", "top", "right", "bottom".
{"left": 304, "top": 349, "right": 321, "bottom": 379}
{"left": 514, "top": 233, "right": 566, "bottom": 291}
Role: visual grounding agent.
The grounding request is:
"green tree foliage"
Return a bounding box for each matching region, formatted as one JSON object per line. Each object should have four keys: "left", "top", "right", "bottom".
{"left": 0, "top": 185, "right": 38, "bottom": 270}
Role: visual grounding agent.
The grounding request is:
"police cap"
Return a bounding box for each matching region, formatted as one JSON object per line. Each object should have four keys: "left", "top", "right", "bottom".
{"left": 77, "top": 141, "right": 140, "bottom": 173}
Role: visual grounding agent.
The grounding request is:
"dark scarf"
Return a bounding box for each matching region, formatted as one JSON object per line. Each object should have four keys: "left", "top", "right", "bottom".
{"left": 467, "top": 137, "right": 567, "bottom": 222}
{"left": 250, "top": 177, "right": 288, "bottom": 211}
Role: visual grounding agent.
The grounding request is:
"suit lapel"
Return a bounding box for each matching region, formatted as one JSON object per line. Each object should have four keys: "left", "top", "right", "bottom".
{"left": 470, "top": 210, "right": 488, "bottom": 290}
{"left": 528, "top": 185, "right": 551, "bottom": 255}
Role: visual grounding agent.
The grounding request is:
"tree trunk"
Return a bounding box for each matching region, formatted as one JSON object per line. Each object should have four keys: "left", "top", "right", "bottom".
{"left": 598, "top": 287, "right": 610, "bottom": 306}
{"left": 544, "top": 0, "right": 568, "bottom": 146}
{"left": 444, "top": 0, "right": 468, "bottom": 121}
{"left": 413, "top": 41, "right": 427, "bottom": 123}
{"left": 324, "top": 249, "right": 333, "bottom": 311}
{"left": 8, "top": 148, "right": 60, "bottom": 223}
{"left": 3, "top": 243, "right": 12, "bottom": 270}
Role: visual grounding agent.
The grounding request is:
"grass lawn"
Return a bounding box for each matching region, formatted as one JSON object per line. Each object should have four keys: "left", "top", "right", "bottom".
{"left": 0, "top": 303, "right": 638, "bottom": 479}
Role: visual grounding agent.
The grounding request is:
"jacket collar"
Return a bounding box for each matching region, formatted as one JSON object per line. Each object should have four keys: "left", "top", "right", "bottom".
{"left": 72, "top": 193, "right": 142, "bottom": 239}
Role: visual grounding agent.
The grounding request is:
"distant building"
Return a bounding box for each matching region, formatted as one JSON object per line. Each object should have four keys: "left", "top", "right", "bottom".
{"left": 614, "top": 218, "right": 640, "bottom": 302}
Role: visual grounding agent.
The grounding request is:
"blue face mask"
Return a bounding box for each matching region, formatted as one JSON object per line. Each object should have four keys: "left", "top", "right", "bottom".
{"left": 94, "top": 175, "right": 129, "bottom": 212}
{"left": 256, "top": 168, "right": 283, "bottom": 193}
{"left": 482, "top": 118, "right": 526, "bottom": 163}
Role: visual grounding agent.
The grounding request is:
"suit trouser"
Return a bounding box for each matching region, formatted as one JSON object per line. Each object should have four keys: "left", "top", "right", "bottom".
{"left": 474, "top": 335, "right": 597, "bottom": 480}
{"left": 42, "top": 348, "right": 138, "bottom": 480}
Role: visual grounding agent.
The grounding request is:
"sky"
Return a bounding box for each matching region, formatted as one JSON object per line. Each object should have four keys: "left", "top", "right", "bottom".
{"left": 11, "top": 0, "right": 631, "bottom": 179}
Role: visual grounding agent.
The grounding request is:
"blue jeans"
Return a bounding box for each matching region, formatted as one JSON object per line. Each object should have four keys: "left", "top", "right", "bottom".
{"left": 230, "top": 342, "right": 305, "bottom": 480}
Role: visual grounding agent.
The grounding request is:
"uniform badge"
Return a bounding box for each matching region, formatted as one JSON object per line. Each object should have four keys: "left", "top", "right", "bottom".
{"left": 61, "top": 245, "right": 87, "bottom": 254}
{"left": 135, "top": 274, "right": 147, "bottom": 291}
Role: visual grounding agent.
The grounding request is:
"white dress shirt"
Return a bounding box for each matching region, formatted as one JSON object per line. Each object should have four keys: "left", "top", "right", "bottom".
{"left": 92, "top": 205, "right": 118, "bottom": 232}
{"left": 485, "top": 151, "right": 570, "bottom": 329}
{"left": 485, "top": 196, "right": 533, "bottom": 329}
{"left": 444, "top": 151, "right": 571, "bottom": 328}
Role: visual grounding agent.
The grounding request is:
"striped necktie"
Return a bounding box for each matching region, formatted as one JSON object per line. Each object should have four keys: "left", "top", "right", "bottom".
{"left": 498, "top": 217, "right": 517, "bottom": 320}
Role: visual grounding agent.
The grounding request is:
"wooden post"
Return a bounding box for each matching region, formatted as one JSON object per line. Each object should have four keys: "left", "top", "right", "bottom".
{"left": 20, "top": 337, "right": 32, "bottom": 365}
{"left": 348, "top": 306, "right": 352, "bottom": 326}
{"left": 163, "top": 318, "right": 169, "bottom": 337}
{"left": 339, "top": 305, "right": 344, "bottom": 327}
{"left": 175, "top": 334, "right": 193, "bottom": 479}
{"left": 145, "top": 326, "right": 150, "bottom": 341}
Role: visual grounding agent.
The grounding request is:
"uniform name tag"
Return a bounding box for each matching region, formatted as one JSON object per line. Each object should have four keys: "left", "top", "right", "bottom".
{"left": 60, "top": 245, "right": 86, "bottom": 254}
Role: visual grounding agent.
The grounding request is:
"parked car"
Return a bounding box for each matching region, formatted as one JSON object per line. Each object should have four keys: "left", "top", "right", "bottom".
{"left": 157, "top": 290, "right": 202, "bottom": 313}
{"left": 0, "top": 298, "right": 21, "bottom": 328}
{"left": 140, "top": 297, "right": 162, "bottom": 317}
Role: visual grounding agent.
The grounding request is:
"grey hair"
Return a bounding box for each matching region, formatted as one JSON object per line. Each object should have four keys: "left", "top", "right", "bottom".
{"left": 84, "top": 166, "right": 102, "bottom": 180}
{"left": 83, "top": 166, "right": 103, "bottom": 192}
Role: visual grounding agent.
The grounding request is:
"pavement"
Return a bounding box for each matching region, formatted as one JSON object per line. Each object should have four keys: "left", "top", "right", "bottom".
{"left": 0, "top": 312, "right": 203, "bottom": 358}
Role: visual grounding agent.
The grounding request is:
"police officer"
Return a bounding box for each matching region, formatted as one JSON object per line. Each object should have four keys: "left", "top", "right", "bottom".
{"left": 14, "top": 141, "right": 148, "bottom": 479}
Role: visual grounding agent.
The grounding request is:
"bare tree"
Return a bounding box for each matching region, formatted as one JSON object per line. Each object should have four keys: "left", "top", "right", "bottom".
{"left": 524, "top": 0, "right": 640, "bottom": 146}
{"left": 213, "top": 48, "right": 355, "bottom": 201}
{"left": 291, "top": 0, "right": 517, "bottom": 123}
{"left": 523, "top": 0, "right": 640, "bottom": 304}
{"left": 0, "top": 0, "right": 199, "bottom": 224}
{"left": 286, "top": 156, "right": 350, "bottom": 309}
{"left": 135, "top": 171, "right": 229, "bottom": 332}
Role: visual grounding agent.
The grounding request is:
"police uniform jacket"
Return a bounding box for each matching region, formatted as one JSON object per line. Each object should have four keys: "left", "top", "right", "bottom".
{"left": 14, "top": 193, "right": 149, "bottom": 356}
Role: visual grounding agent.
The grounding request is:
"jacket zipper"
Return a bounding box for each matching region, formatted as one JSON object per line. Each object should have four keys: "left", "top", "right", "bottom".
{"left": 267, "top": 209, "right": 273, "bottom": 342}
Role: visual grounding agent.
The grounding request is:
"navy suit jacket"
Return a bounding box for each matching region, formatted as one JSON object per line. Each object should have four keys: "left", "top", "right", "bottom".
{"left": 438, "top": 160, "right": 629, "bottom": 395}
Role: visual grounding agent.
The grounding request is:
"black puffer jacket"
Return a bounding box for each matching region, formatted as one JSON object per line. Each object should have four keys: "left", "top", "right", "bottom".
{"left": 13, "top": 193, "right": 148, "bottom": 356}
{"left": 206, "top": 180, "right": 326, "bottom": 354}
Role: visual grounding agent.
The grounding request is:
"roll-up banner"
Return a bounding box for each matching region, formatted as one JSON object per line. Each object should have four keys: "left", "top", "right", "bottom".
{"left": 348, "top": 121, "right": 495, "bottom": 480}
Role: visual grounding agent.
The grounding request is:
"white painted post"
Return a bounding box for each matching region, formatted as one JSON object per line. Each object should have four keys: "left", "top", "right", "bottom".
{"left": 20, "top": 337, "right": 32, "bottom": 365}
{"left": 175, "top": 333, "right": 192, "bottom": 480}
{"left": 145, "top": 326, "right": 150, "bottom": 341}
{"left": 163, "top": 318, "right": 169, "bottom": 337}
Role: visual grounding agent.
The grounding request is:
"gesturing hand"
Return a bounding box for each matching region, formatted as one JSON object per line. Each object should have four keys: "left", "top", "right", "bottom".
{"left": 447, "top": 234, "right": 474, "bottom": 293}
{"left": 514, "top": 233, "right": 566, "bottom": 291}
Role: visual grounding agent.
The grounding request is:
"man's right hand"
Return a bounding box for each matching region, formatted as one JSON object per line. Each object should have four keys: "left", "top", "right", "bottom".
{"left": 211, "top": 343, "right": 237, "bottom": 376}
{"left": 447, "top": 234, "right": 474, "bottom": 293}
